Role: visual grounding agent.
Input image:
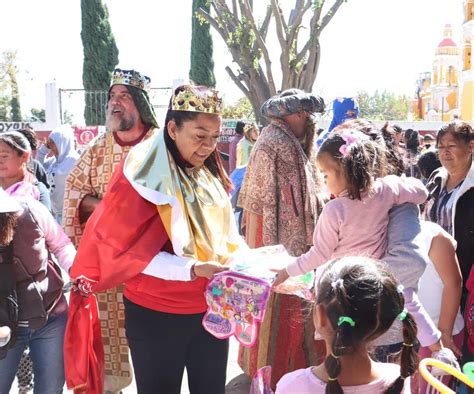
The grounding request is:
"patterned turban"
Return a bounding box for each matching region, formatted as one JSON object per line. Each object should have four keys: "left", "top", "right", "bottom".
{"left": 260, "top": 89, "right": 325, "bottom": 119}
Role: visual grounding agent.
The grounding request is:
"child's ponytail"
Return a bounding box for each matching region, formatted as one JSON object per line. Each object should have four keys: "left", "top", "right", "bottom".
{"left": 384, "top": 311, "right": 418, "bottom": 394}
{"left": 317, "top": 258, "right": 417, "bottom": 394}
{"left": 342, "top": 141, "right": 376, "bottom": 200}
{"left": 324, "top": 344, "right": 343, "bottom": 394}
{"left": 325, "top": 324, "right": 354, "bottom": 394}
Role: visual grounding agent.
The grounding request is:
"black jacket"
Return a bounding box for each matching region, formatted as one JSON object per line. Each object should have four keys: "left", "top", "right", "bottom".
{"left": 426, "top": 165, "right": 474, "bottom": 308}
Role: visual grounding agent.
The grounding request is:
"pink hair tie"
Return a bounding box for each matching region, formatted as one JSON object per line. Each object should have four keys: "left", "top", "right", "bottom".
{"left": 338, "top": 130, "right": 369, "bottom": 157}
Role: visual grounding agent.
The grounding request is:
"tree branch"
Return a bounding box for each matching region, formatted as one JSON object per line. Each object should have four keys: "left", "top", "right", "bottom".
{"left": 225, "top": 66, "right": 250, "bottom": 97}
{"left": 240, "top": 0, "right": 276, "bottom": 95}
{"left": 294, "top": 0, "right": 326, "bottom": 64}
{"left": 287, "top": 0, "right": 312, "bottom": 45}
{"left": 317, "top": 0, "right": 345, "bottom": 33}
{"left": 259, "top": 5, "right": 272, "bottom": 41}
{"left": 270, "top": 0, "right": 287, "bottom": 48}
{"left": 211, "top": 1, "right": 237, "bottom": 36}
{"left": 313, "top": 0, "right": 326, "bottom": 27}
{"left": 269, "top": 0, "right": 291, "bottom": 90}
{"left": 299, "top": 39, "right": 321, "bottom": 91}
{"left": 231, "top": 0, "right": 238, "bottom": 17}
{"left": 198, "top": 7, "right": 230, "bottom": 45}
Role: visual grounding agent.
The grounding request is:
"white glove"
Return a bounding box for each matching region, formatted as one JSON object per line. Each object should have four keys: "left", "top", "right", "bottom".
{"left": 430, "top": 347, "right": 460, "bottom": 376}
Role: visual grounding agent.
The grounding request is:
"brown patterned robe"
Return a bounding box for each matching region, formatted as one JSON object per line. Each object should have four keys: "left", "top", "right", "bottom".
{"left": 237, "top": 119, "right": 325, "bottom": 388}
{"left": 62, "top": 128, "right": 155, "bottom": 392}
{"left": 238, "top": 119, "right": 320, "bottom": 255}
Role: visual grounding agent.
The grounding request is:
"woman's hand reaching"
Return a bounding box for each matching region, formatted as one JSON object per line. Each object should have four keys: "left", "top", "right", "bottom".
{"left": 193, "top": 261, "right": 228, "bottom": 279}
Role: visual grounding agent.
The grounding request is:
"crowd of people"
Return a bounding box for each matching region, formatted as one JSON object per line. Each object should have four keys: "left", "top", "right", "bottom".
{"left": 0, "top": 67, "right": 472, "bottom": 394}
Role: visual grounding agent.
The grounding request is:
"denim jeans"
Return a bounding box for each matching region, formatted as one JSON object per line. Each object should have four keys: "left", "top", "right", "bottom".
{"left": 0, "top": 311, "right": 67, "bottom": 394}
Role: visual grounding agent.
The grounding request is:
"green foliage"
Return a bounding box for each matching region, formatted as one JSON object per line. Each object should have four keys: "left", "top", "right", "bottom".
{"left": 10, "top": 96, "right": 21, "bottom": 121}
{"left": 0, "top": 95, "right": 9, "bottom": 120}
{"left": 221, "top": 15, "right": 259, "bottom": 69}
{"left": 222, "top": 96, "right": 255, "bottom": 120}
{"left": 312, "top": 0, "right": 323, "bottom": 11}
{"left": 357, "top": 90, "right": 409, "bottom": 121}
{"left": 63, "top": 110, "right": 74, "bottom": 125}
{"left": 29, "top": 108, "right": 46, "bottom": 122}
{"left": 81, "top": 0, "right": 119, "bottom": 125}
{"left": 0, "top": 50, "right": 21, "bottom": 121}
{"left": 190, "top": 0, "right": 216, "bottom": 87}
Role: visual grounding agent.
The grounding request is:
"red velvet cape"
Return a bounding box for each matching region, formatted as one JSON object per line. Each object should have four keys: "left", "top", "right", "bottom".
{"left": 64, "top": 161, "right": 168, "bottom": 393}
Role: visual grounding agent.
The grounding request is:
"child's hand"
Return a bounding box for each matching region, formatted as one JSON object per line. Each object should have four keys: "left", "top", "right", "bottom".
{"left": 272, "top": 268, "right": 289, "bottom": 289}
{"left": 430, "top": 348, "right": 460, "bottom": 375}
{"left": 440, "top": 332, "right": 462, "bottom": 358}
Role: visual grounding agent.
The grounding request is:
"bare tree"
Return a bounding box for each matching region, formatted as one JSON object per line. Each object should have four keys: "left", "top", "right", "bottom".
{"left": 198, "top": 0, "right": 345, "bottom": 124}
{"left": 0, "top": 50, "right": 21, "bottom": 121}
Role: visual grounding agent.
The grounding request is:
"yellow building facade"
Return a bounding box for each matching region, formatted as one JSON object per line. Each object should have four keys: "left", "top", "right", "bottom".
{"left": 460, "top": 0, "right": 474, "bottom": 120}
{"left": 412, "top": 1, "right": 474, "bottom": 121}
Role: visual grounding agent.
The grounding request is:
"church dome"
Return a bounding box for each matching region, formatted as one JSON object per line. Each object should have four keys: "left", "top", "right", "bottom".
{"left": 438, "top": 38, "right": 457, "bottom": 48}
{"left": 436, "top": 24, "right": 459, "bottom": 55}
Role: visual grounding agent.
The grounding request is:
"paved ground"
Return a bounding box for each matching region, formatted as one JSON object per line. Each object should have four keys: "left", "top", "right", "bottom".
{"left": 12, "top": 337, "right": 252, "bottom": 393}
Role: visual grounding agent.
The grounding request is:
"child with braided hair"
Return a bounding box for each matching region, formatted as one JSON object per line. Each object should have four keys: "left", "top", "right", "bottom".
{"left": 276, "top": 256, "right": 418, "bottom": 393}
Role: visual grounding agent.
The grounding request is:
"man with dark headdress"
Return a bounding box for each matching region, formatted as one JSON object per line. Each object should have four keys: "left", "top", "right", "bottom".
{"left": 62, "top": 68, "right": 159, "bottom": 393}
{"left": 237, "top": 89, "right": 326, "bottom": 388}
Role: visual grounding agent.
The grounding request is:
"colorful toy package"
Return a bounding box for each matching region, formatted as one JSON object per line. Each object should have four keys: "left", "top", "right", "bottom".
{"left": 202, "top": 271, "right": 271, "bottom": 347}
{"left": 203, "top": 245, "right": 315, "bottom": 346}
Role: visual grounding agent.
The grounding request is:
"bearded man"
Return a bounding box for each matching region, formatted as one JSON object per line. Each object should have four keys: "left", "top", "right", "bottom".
{"left": 62, "top": 68, "right": 159, "bottom": 393}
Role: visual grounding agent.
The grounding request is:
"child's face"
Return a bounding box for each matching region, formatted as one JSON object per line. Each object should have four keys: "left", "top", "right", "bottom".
{"left": 317, "top": 153, "right": 347, "bottom": 196}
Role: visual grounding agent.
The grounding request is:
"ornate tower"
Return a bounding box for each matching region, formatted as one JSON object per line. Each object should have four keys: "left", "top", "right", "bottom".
{"left": 431, "top": 24, "right": 461, "bottom": 121}
{"left": 460, "top": 0, "right": 474, "bottom": 120}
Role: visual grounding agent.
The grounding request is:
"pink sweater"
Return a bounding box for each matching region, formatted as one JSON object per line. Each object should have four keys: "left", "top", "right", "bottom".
{"left": 276, "top": 364, "right": 410, "bottom": 393}
{"left": 287, "top": 175, "right": 428, "bottom": 277}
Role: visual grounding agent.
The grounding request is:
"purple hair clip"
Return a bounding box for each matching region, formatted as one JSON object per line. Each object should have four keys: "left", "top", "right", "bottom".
{"left": 338, "top": 130, "right": 370, "bottom": 157}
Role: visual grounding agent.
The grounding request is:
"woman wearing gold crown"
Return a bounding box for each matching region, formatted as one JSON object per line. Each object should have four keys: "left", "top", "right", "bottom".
{"left": 64, "top": 85, "right": 246, "bottom": 394}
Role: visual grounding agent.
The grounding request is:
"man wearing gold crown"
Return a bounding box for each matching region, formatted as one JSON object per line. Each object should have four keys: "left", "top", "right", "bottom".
{"left": 237, "top": 89, "right": 326, "bottom": 388}
{"left": 64, "top": 85, "right": 246, "bottom": 394}
{"left": 62, "top": 68, "right": 159, "bottom": 393}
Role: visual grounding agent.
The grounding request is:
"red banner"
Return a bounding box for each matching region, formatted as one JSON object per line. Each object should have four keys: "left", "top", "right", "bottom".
{"left": 34, "top": 126, "right": 100, "bottom": 148}
{"left": 73, "top": 126, "right": 99, "bottom": 146}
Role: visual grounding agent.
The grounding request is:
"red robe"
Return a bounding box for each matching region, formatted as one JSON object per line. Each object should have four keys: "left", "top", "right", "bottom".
{"left": 64, "top": 161, "right": 168, "bottom": 393}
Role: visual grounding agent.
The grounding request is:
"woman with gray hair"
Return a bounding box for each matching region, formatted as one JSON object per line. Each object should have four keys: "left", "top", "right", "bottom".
{"left": 425, "top": 121, "right": 473, "bottom": 311}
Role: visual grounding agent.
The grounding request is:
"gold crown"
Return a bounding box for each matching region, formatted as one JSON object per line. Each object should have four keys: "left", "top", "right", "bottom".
{"left": 111, "top": 68, "right": 151, "bottom": 93}
{"left": 243, "top": 122, "right": 257, "bottom": 135}
{"left": 171, "top": 85, "right": 223, "bottom": 114}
